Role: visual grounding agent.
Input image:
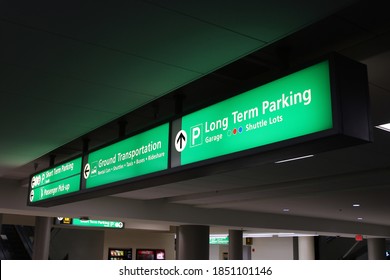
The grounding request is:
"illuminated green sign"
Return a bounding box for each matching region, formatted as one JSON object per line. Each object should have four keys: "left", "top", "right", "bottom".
{"left": 84, "top": 123, "right": 169, "bottom": 189}
{"left": 72, "top": 218, "right": 124, "bottom": 229}
{"left": 55, "top": 217, "right": 124, "bottom": 229}
{"left": 172, "top": 61, "right": 333, "bottom": 166}
{"left": 210, "top": 236, "right": 229, "bottom": 245}
{"left": 29, "top": 157, "right": 82, "bottom": 203}
{"left": 27, "top": 55, "right": 369, "bottom": 207}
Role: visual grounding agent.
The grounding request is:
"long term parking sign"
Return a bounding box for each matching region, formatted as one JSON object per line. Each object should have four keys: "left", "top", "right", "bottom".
{"left": 171, "top": 61, "right": 333, "bottom": 167}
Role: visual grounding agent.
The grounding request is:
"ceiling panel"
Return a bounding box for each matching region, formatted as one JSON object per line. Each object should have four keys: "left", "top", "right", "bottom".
{"left": 337, "top": 0, "right": 390, "bottom": 34}
{"left": 0, "top": 92, "right": 119, "bottom": 130}
{"left": 221, "top": 154, "right": 360, "bottom": 185}
{"left": 363, "top": 129, "right": 390, "bottom": 156}
{"left": 0, "top": 65, "right": 161, "bottom": 114}
{"left": 368, "top": 84, "right": 390, "bottom": 125}
{"left": 113, "top": 174, "right": 256, "bottom": 200}
{"left": 364, "top": 51, "right": 390, "bottom": 92}
{"left": 113, "top": 140, "right": 386, "bottom": 202}
{"left": 0, "top": 22, "right": 202, "bottom": 96}
{"left": 0, "top": 0, "right": 265, "bottom": 73}
{"left": 146, "top": 0, "right": 358, "bottom": 42}
{"left": 115, "top": 182, "right": 208, "bottom": 200}
{"left": 0, "top": 93, "right": 119, "bottom": 167}
{"left": 205, "top": 184, "right": 390, "bottom": 226}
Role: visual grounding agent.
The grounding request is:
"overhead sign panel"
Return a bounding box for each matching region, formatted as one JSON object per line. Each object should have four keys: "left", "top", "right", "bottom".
{"left": 29, "top": 157, "right": 82, "bottom": 203}
{"left": 72, "top": 218, "right": 124, "bottom": 228}
{"left": 171, "top": 61, "right": 333, "bottom": 167}
{"left": 27, "top": 124, "right": 170, "bottom": 206}
{"left": 84, "top": 123, "right": 169, "bottom": 189}
{"left": 210, "top": 236, "right": 229, "bottom": 245}
{"left": 27, "top": 54, "right": 370, "bottom": 207}
{"left": 55, "top": 217, "right": 124, "bottom": 229}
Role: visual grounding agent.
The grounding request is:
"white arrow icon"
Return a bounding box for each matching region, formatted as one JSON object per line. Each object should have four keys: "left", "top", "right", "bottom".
{"left": 175, "top": 130, "right": 187, "bottom": 152}
{"left": 29, "top": 190, "right": 34, "bottom": 202}
{"left": 84, "top": 163, "right": 90, "bottom": 179}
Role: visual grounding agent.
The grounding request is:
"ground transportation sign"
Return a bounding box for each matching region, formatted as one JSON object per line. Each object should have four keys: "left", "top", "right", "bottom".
{"left": 83, "top": 123, "right": 169, "bottom": 189}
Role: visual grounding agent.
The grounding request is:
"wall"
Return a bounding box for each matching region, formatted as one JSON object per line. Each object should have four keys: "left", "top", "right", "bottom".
{"left": 3, "top": 214, "right": 35, "bottom": 226}
{"left": 210, "top": 238, "right": 293, "bottom": 260}
{"left": 317, "top": 236, "right": 367, "bottom": 259}
{"left": 50, "top": 227, "right": 105, "bottom": 260}
{"left": 103, "top": 229, "right": 175, "bottom": 260}
{"left": 209, "top": 244, "right": 219, "bottom": 260}
{"left": 251, "top": 237, "right": 294, "bottom": 260}
{"left": 210, "top": 244, "right": 243, "bottom": 260}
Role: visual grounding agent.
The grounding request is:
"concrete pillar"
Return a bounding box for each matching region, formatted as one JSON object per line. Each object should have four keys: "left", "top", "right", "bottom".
{"left": 0, "top": 213, "right": 3, "bottom": 234}
{"left": 298, "top": 236, "right": 315, "bottom": 260}
{"left": 229, "top": 229, "right": 243, "bottom": 260}
{"left": 32, "top": 216, "right": 52, "bottom": 260}
{"left": 368, "top": 238, "right": 386, "bottom": 260}
{"left": 293, "top": 237, "right": 299, "bottom": 260}
{"left": 175, "top": 226, "right": 180, "bottom": 260}
{"left": 177, "top": 225, "right": 209, "bottom": 260}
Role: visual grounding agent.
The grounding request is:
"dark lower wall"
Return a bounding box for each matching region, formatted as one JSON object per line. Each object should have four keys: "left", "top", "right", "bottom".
{"left": 316, "top": 236, "right": 367, "bottom": 260}
{"left": 50, "top": 228, "right": 104, "bottom": 260}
